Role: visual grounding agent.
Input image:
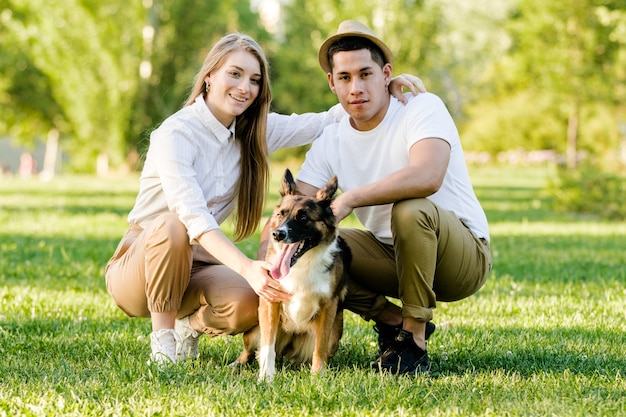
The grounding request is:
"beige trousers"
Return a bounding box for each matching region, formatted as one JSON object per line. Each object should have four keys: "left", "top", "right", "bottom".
{"left": 105, "top": 212, "right": 258, "bottom": 336}
{"left": 340, "top": 198, "right": 492, "bottom": 323}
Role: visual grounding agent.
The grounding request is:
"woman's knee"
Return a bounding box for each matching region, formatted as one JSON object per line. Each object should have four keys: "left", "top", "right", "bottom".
{"left": 204, "top": 287, "right": 259, "bottom": 335}
{"left": 228, "top": 289, "right": 259, "bottom": 333}
{"left": 150, "top": 212, "right": 191, "bottom": 255}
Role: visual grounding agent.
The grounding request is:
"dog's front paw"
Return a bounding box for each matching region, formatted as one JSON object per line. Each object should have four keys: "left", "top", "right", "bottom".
{"left": 258, "top": 362, "right": 276, "bottom": 382}
{"left": 258, "top": 369, "right": 276, "bottom": 383}
{"left": 311, "top": 354, "right": 328, "bottom": 375}
{"left": 311, "top": 364, "right": 326, "bottom": 375}
{"left": 258, "top": 345, "right": 277, "bottom": 382}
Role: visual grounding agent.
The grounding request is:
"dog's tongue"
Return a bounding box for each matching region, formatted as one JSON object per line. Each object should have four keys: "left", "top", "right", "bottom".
{"left": 270, "top": 243, "right": 299, "bottom": 279}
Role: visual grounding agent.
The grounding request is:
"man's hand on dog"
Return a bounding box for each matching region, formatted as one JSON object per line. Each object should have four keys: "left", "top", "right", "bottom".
{"left": 330, "top": 191, "right": 355, "bottom": 223}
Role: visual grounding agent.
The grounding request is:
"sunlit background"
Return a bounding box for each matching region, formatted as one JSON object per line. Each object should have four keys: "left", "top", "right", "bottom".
{"left": 0, "top": 0, "right": 624, "bottom": 179}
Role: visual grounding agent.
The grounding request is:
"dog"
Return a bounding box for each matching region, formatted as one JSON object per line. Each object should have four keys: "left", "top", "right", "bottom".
{"left": 232, "top": 169, "right": 351, "bottom": 382}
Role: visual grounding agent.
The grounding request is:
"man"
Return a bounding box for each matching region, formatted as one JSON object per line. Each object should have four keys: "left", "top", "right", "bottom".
{"left": 293, "top": 20, "right": 492, "bottom": 374}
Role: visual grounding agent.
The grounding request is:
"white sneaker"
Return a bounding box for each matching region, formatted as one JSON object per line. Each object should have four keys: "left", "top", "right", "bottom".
{"left": 175, "top": 316, "right": 201, "bottom": 360}
{"left": 149, "top": 328, "right": 181, "bottom": 364}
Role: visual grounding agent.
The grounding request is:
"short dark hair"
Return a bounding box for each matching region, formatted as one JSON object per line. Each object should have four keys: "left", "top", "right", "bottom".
{"left": 327, "top": 36, "right": 386, "bottom": 71}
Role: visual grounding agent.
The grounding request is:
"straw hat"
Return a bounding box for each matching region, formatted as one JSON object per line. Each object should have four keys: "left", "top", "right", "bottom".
{"left": 318, "top": 20, "right": 393, "bottom": 73}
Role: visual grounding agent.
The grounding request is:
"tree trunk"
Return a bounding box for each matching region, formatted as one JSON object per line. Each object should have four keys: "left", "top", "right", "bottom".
{"left": 566, "top": 100, "right": 579, "bottom": 169}
{"left": 97, "top": 152, "right": 109, "bottom": 176}
{"left": 40, "top": 128, "right": 59, "bottom": 180}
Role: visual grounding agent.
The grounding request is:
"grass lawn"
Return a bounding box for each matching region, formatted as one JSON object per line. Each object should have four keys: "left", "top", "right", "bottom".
{"left": 0, "top": 164, "right": 625, "bottom": 416}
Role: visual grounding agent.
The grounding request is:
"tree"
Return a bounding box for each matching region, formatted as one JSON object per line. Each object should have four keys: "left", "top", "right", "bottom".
{"left": 1, "top": 0, "right": 268, "bottom": 173}
{"left": 488, "top": 0, "right": 626, "bottom": 167}
{"left": 2, "top": 0, "right": 145, "bottom": 173}
{"left": 0, "top": 7, "right": 68, "bottom": 177}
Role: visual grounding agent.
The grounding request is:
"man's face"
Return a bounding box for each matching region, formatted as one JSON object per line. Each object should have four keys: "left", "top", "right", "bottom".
{"left": 328, "top": 48, "right": 392, "bottom": 131}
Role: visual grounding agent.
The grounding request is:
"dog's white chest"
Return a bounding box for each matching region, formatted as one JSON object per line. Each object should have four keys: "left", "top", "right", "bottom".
{"left": 280, "top": 248, "right": 334, "bottom": 331}
{"left": 281, "top": 295, "right": 322, "bottom": 330}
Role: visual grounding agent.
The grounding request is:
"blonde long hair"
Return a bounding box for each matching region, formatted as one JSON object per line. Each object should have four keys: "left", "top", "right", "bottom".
{"left": 185, "top": 33, "right": 271, "bottom": 241}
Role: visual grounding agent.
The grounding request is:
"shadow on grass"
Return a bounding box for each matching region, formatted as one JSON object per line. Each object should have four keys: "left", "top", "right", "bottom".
{"left": 428, "top": 327, "right": 626, "bottom": 379}
{"left": 0, "top": 234, "right": 120, "bottom": 292}
{"left": 0, "top": 204, "right": 131, "bottom": 218}
{"left": 4, "top": 316, "right": 623, "bottom": 381}
{"left": 334, "top": 325, "right": 626, "bottom": 379}
{"left": 474, "top": 184, "right": 566, "bottom": 223}
{"left": 490, "top": 234, "right": 626, "bottom": 287}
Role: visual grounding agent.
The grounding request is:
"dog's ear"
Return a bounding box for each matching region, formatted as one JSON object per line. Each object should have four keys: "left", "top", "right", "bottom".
{"left": 279, "top": 169, "right": 300, "bottom": 197}
{"left": 316, "top": 175, "right": 338, "bottom": 202}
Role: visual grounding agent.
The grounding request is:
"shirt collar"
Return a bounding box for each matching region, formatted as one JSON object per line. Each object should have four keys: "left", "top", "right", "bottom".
{"left": 228, "top": 121, "right": 236, "bottom": 141}
{"left": 194, "top": 95, "right": 235, "bottom": 144}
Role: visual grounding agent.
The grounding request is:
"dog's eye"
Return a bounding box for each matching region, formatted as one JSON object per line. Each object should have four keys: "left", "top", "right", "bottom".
{"left": 297, "top": 211, "right": 308, "bottom": 222}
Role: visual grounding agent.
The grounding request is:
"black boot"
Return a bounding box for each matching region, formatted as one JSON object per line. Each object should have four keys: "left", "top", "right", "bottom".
{"left": 372, "top": 329, "right": 429, "bottom": 375}
{"left": 373, "top": 321, "right": 436, "bottom": 357}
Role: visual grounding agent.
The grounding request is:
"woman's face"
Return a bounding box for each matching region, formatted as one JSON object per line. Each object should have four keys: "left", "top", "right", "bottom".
{"left": 205, "top": 49, "right": 262, "bottom": 127}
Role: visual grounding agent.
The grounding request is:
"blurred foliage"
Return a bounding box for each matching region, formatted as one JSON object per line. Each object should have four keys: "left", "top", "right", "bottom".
{"left": 0, "top": 0, "right": 625, "bottom": 172}
{"left": 1, "top": 0, "right": 145, "bottom": 171}
{"left": 0, "top": 0, "right": 269, "bottom": 172}
{"left": 549, "top": 162, "right": 626, "bottom": 220}
{"left": 0, "top": 32, "right": 66, "bottom": 149}
{"left": 461, "top": 0, "right": 626, "bottom": 164}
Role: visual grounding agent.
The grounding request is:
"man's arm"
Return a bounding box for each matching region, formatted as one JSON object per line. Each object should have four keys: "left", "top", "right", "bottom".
{"left": 330, "top": 138, "right": 451, "bottom": 222}
{"left": 295, "top": 180, "right": 320, "bottom": 197}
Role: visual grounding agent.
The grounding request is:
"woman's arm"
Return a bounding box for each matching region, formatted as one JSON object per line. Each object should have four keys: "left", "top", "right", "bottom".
{"left": 389, "top": 73, "right": 427, "bottom": 104}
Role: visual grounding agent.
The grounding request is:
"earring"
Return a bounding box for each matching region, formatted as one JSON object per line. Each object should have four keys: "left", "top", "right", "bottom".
{"left": 205, "top": 82, "right": 211, "bottom": 93}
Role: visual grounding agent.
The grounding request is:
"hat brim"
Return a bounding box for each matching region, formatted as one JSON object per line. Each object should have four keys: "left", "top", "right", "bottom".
{"left": 318, "top": 31, "right": 393, "bottom": 73}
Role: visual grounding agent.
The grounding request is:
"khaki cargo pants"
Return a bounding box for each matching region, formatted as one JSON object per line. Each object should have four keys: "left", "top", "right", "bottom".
{"left": 105, "top": 212, "right": 258, "bottom": 336}
{"left": 340, "top": 198, "right": 492, "bottom": 323}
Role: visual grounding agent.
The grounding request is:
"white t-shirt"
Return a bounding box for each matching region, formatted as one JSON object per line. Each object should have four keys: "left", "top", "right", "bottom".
{"left": 128, "top": 95, "right": 344, "bottom": 243}
{"left": 298, "top": 93, "right": 489, "bottom": 245}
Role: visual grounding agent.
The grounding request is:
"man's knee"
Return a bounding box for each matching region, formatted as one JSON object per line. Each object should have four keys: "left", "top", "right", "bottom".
{"left": 391, "top": 198, "right": 438, "bottom": 236}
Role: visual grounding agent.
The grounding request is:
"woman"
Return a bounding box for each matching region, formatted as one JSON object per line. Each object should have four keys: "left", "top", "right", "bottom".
{"left": 105, "top": 33, "right": 424, "bottom": 363}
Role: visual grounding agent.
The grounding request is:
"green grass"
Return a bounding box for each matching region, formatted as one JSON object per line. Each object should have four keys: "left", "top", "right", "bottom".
{"left": 1, "top": 165, "right": 625, "bottom": 416}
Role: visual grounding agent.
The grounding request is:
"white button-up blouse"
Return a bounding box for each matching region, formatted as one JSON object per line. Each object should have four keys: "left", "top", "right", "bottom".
{"left": 127, "top": 95, "right": 343, "bottom": 243}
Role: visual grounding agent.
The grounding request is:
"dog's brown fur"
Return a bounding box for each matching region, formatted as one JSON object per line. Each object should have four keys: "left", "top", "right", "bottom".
{"left": 232, "top": 169, "right": 350, "bottom": 381}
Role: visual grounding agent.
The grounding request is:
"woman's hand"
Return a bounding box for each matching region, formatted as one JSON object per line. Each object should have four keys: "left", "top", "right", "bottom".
{"left": 389, "top": 74, "right": 427, "bottom": 104}
{"left": 243, "top": 259, "right": 291, "bottom": 302}
{"left": 197, "top": 229, "right": 291, "bottom": 302}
